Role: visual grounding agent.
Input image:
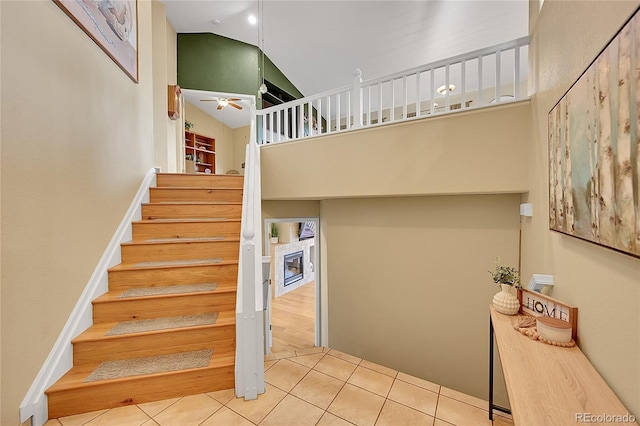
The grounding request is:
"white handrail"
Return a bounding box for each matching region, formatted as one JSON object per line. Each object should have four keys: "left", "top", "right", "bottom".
{"left": 256, "top": 36, "right": 529, "bottom": 145}
{"left": 235, "top": 106, "right": 265, "bottom": 399}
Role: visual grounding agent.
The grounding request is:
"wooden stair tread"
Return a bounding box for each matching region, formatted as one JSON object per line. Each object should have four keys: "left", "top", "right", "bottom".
{"left": 150, "top": 186, "right": 243, "bottom": 191}
{"left": 73, "top": 311, "right": 235, "bottom": 343}
{"left": 108, "top": 258, "right": 239, "bottom": 272}
{"left": 143, "top": 201, "right": 242, "bottom": 206}
{"left": 132, "top": 218, "right": 241, "bottom": 224}
{"left": 121, "top": 236, "right": 240, "bottom": 246}
{"left": 93, "top": 282, "right": 237, "bottom": 304}
{"left": 46, "top": 349, "right": 235, "bottom": 393}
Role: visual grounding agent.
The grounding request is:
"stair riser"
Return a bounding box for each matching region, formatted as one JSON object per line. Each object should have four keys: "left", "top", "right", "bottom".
{"left": 107, "top": 263, "right": 239, "bottom": 291}
{"left": 93, "top": 292, "right": 237, "bottom": 323}
{"left": 120, "top": 241, "right": 239, "bottom": 264}
{"left": 73, "top": 325, "right": 235, "bottom": 365}
{"left": 150, "top": 188, "right": 243, "bottom": 203}
{"left": 142, "top": 204, "right": 242, "bottom": 220}
{"left": 132, "top": 220, "right": 241, "bottom": 241}
{"left": 156, "top": 174, "right": 244, "bottom": 188}
{"left": 46, "top": 364, "right": 234, "bottom": 419}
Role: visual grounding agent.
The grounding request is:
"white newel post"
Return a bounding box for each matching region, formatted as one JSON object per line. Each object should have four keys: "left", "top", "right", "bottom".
{"left": 236, "top": 122, "right": 265, "bottom": 400}
{"left": 352, "top": 68, "right": 363, "bottom": 129}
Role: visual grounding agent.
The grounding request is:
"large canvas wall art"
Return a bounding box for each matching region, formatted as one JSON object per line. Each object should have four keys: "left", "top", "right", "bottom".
{"left": 549, "top": 8, "right": 640, "bottom": 258}
{"left": 54, "top": 0, "right": 138, "bottom": 82}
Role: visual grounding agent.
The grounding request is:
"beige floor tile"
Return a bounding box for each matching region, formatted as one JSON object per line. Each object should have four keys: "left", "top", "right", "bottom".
{"left": 440, "top": 386, "right": 487, "bottom": 410}
{"left": 226, "top": 384, "right": 287, "bottom": 424}
{"left": 387, "top": 379, "right": 439, "bottom": 416}
{"left": 84, "top": 405, "right": 150, "bottom": 426}
{"left": 314, "top": 354, "right": 359, "bottom": 381}
{"left": 433, "top": 419, "right": 455, "bottom": 426}
{"left": 492, "top": 412, "right": 515, "bottom": 426}
{"left": 57, "top": 409, "right": 108, "bottom": 426}
{"left": 435, "top": 395, "right": 491, "bottom": 426}
{"left": 200, "top": 406, "right": 255, "bottom": 426}
{"left": 316, "top": 412, "right": 354, "bottom": 425}
{"left": 206, "top": 388, "right": 237, "bottom": 405}
{"left": 327, "top": 349, "right": 362, "bottom": 365}
{"left": 265, "top": 351, "right": 296, "bottom": 362}
{"left": 259, "top": 394, "right": 324, "bottom": 426}
{"left": 289, "top": 352, "right": 325, "bottom": 369}
{"left": 316, "top": 411, "right": 353, "bottom": 426}
{"left": 359, "top": 360, "right": 397, "bottom": 378}
{"left": 44, "top": 421, "right": 62, "bottom": 426}
{"left": 296, "top": 346, "right": 325, "bottom": 356}
{"left": 264, "top": 359, "right": 278, "bottom": 371}
{"left": 137, "top": 397, "right": 180, "bottom": 418}
{"left": 327, "top": 383, "right": 385, "bottom": 426}
{"left": 142, "top": 420, "right": 160, "bottom": 426}
{"left": 376, "top": 399, "right": 435, "bottom": 426}
{"left": 153, "top": 394, "right": 222, "bottom": 426}
{"left": 396, "top": 372, "right": 441, "bottom": 394}
{"left": 347, "top": 366, "right": 394, "bottom": 397}
{"left": 290, "top": 369, "right": 346, "bottom": 409}
{"left": 264, "top": 358, "right": 311, "bottom": 392}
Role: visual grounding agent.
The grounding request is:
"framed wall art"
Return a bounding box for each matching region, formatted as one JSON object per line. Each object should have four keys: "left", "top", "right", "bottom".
{"left": 54, "top": 0, "right": 138, "bottom": 83}
{"left": 549, "top": 8, "right": 640, "bottom": 258}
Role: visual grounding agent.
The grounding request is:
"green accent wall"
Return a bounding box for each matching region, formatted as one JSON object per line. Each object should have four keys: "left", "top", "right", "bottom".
{"left": 178, "top": 33, "right": 302, "bottom": 99}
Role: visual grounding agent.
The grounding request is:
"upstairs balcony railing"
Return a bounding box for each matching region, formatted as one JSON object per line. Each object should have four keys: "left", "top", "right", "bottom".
{"left": 257, "top": 36, "right": 529, "bottom": 145}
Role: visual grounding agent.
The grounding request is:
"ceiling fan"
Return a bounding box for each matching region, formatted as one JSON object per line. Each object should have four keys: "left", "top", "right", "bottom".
{"left": 200, "top": 97, "right": 243, "bottom": 110}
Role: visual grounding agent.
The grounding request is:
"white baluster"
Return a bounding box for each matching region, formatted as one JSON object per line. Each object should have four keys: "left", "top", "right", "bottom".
{"left": 495, "top": 50, "right": 501, "bottom": 103}
{"left": 514, "top": 46, "right": 520, "bottom": 99}
{"left": 445, "top": 64, "right": 451, "bottom": 111}
{"left": 415, "top": 72, "right": 421, "bottom": 118}
{"left": 478, "top": 56, "right": 483, "bottom": 107}
{"left": 352, "top": 68, "right": 363, "bottom": 129}
{"left": 430, "top": 68, "right": 435, "bottom": 114}
{"left": 461, "top": 61, "right": 467, "bottom": 109}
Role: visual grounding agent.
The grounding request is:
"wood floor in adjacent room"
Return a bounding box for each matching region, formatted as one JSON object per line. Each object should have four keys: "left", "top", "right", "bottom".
{"left": 270, "top": 280, "right": 316, "bottom": 354}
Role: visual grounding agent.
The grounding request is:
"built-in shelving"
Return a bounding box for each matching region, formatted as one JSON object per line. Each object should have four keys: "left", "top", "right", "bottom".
{"left": 185, "top": 131, "right": 215, "bottom": 174}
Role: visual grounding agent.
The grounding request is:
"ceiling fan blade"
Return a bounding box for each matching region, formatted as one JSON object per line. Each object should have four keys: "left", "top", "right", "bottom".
{"left": 217, "top": 104, "right": 224, "bottom": 110}
{"left": 200, "top": 99, "right": 218, "bottom": 102}
{"left": 228, "top": 98, "right": 242, "bottom": 101}
{"left": 229, "top": 102, "right": 243, "bottom": 110}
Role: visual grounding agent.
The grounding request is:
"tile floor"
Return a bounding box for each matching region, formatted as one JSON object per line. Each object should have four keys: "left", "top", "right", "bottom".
{"left": 44, "top": 347, "right": 513, "bottom": 426}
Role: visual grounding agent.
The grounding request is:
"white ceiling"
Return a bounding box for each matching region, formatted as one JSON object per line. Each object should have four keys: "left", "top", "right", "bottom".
{"left": 164, "top": 0, "right": 529, "bottom": 127}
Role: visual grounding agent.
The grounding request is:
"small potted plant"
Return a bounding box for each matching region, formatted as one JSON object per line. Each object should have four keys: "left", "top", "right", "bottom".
{"left": 185, "top": 120, "right": 194, "bottom": 131}
{"left": 270, "top": 223, "right": 279, "bottom": 244}
{"left": 489, "top": 257, "right": 521, "bottom": 315}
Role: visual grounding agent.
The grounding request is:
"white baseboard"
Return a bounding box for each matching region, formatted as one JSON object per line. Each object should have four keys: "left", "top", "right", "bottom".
{"left": 19, "top": 167, "right": 157, "bottom": 426}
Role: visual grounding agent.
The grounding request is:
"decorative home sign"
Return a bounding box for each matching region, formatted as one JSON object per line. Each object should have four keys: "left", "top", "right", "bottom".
{"left": 548, "top": 8, "right": 640, "bottom": 258}
{"left": 518, "top": 289, "right": 578, "bottom": 341}
{"left": 54, "top": 0, "right": 138, "bottom": 83}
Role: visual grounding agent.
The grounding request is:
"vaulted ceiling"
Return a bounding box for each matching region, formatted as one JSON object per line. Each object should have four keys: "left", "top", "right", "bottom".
{"left": 163, "top": 0, "right": 529, "bottom": 127}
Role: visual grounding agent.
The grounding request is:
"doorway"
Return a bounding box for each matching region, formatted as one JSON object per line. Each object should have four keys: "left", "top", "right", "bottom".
{"left": 264, "top": 218, "right": 320, "bottom": 354}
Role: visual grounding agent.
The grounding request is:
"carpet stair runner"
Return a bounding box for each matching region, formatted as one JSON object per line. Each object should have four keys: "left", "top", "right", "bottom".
{"left": 45, "top": 173, "right": 243, "bottom": 419}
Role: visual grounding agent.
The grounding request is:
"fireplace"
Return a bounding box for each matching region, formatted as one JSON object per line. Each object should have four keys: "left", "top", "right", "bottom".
{"left": 284, "top": 250, "right": 303, "bottom": 286}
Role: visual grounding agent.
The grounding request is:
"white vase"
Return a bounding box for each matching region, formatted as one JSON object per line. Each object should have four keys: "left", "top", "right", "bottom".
{"left": 493, "top": 284, "right": 520, "bottom": 315}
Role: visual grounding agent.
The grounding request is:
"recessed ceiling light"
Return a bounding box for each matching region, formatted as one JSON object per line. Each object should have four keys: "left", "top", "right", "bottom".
{"left": 436, "top": 84, "right": 456, "bottom": 95}
{"left": 212, "top": 19, "right": 221, "bottom": 25}
{"left": 248, "top": 15, "right": 257, "bottom": 25}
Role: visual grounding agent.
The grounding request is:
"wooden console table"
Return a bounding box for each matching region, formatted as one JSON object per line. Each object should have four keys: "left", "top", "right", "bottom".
{"left": 489, "top": 305, "right": 637, "bottom": 425}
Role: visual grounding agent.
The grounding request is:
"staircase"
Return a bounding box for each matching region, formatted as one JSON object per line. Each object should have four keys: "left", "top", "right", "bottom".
{"left": 45, "top": 173, "right": 243, "bottom": 419}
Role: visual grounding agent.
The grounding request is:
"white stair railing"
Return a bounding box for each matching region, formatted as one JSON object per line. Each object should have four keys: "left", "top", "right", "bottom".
{"left": 235, "top": 113, "right": 265, "bottom": 400}
{"left": 257, "top": 36, "right": 529, "bottom": 145}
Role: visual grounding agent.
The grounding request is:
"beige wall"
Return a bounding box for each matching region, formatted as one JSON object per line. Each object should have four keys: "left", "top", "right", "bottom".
{"left": 525, "top": 0, "right": 639, "bottom": 416}
{"left": 233, "top": 125, "right": 251, "bottom": 175}
{"left": 261, "top": 102, "right": 530, "bottom": 200}
{"left": 184, "top": 101, "right": 236, "bottom": 174}
{"left": 323, "top": 195, "right": 518, "bottom": 405}
{"left": 0, "top": 0, "right": 157, "bottom": 424}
